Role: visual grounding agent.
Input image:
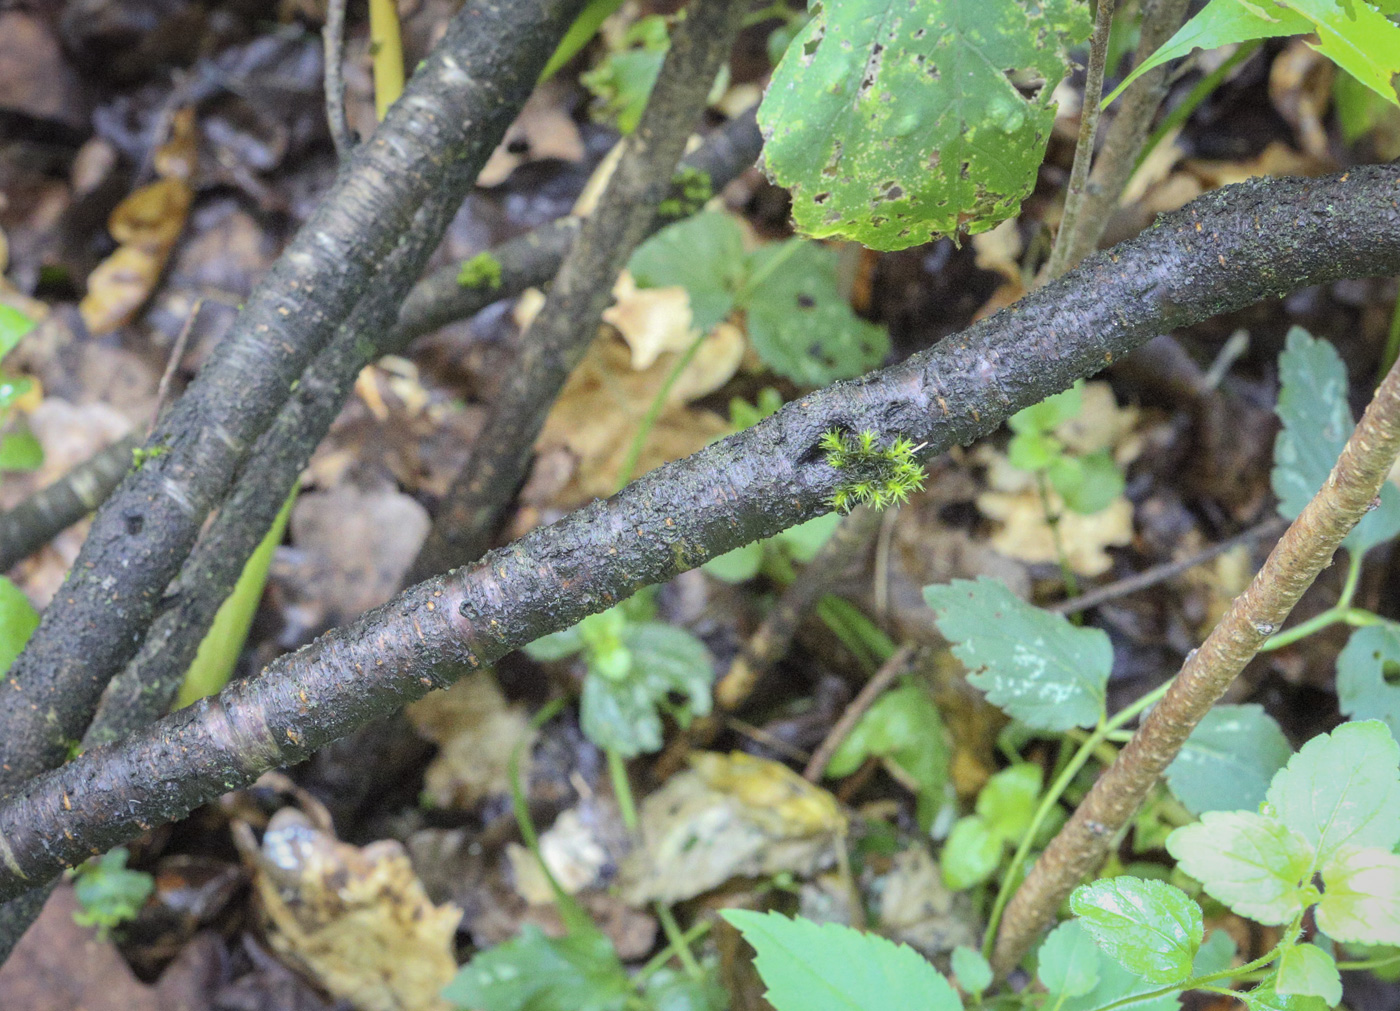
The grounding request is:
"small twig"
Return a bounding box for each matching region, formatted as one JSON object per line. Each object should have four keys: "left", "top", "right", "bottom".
{"left": 804, "top": 644, "right": 917, "bottom": 781}
{"left": 148, "top": 299, "right": 202, "bottom": 439}
{"left": 992, "top": 350, "right": 1400, "bottom": 976}
{"left": 1043, "top": 0, "right": 1117, "bottom": 282}
{"left": 322, "top": 0, "right": 352, "bottom": 158}
{"left": 1048, "top": 516, "right": 1288, "bottom": 616}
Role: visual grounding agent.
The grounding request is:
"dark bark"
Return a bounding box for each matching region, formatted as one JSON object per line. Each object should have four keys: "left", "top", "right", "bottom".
{"left": 406, "top": 0, "right": 749, "bottom": 580}
{"left": 0, "top": 435, "right": 136, "bottom": 573}
{"left": 0, "top": 0, "right": 589, "bottom": 790}
{"left": 0, "top": 168, "right": 1395, "bottom": 898}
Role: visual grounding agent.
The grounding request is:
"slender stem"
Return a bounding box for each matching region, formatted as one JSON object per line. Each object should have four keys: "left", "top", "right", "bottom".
{"left": 654, "top": 902, "right": 704, "bottom": 979}
{"left": 804, "top": 644, "right": 916, "bottom": 781}
{"left": 322, "top": 0, "right": 352, "bottom": 157}
{"left": 1044, "top": 0, "right": 1118, "bottom": 282}
{"left": 1038, "top": 472, "right": 1081, "bottom": 601}
{"left": 981, "top": 679, "right": 1173, "bottom": 958}
{"left": 1383, "top": 282, "right": 1400, "bottom": 384}
{"left": 636, "top": 920, "right": 713, "bottom": 983}
{"left": 1087, "top": 950, "right": 1280, "bottom": 1011}
{"left": 1337, "top": 952, "right": 1400, "bottom": 972}
{"left": 609, "top": 748, "right": 639, "bottom": 832}
{"left": 1135, "top": 41, "right": 1261, "bottom": 172}
{"left": 618, "top": 332, "right": 709, "bottom": 489}
{"left": 1259, "top": 550, "right": 1364, "bottom": 651}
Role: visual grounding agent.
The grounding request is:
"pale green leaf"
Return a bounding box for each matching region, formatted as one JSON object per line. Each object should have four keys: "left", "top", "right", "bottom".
{"left": 775, "top": 512, "right": 842, "bottom": 563}
{"left": 581, "top": 623, "right": 714, "bottom": 757}
{"left": 0, "top": 576, "right": 37, "bottom": 676}
{"left": 540, "top": 0, "right": 627, "bottom": 82}
{"left": 1037, "top": 920, "right": 1102, "bottom": 999}
{"left": 1336, "top": 624, "right": 1400, "bottom": 744}
{"left": 1058, "top": 932, "right": 1234, "bottom": 1011}
{"left": 0, "top": 305, "right": 35, "bottom": 360}
{"left": 1070, "top": 877, "right": 1203, "bottom": 984}
{"left": 71, "top": 848, "right": 154, "bottom": 934}
{"left": 1165, "top": 704, "right": 1293, "bottom": 815}
{"left": 923, "top": 577, "right": 1110, "bottom": 731}
{"left": 1283, "top": 0, "right": 1400, "bottom": 106}
{"left": 1272, "top": 327, "right": 1400, "bottom": 555}
{"left": 1009, "top": 384, "right": 1083, "bottom": 434}
{"left": 1245, "top": 984, "right": 1331, "bottom": 1011}
{"left": 1048, "top": 450, "right": 1125, "bottom": 515}
{"left": 628, "top": 212, "right": 745, "bottom": 333}
{"left": 941, "top": 814, "right": 1004, "bottom": 891}
{"left": 1264, "top": 720, "right": 1400, "bottom": 863}
{"left": 0, "top": 430, "right": 43, "bottom": 472}
{"left": 722, "top": 910, "right": 961, "bottom": 1011}
{"left": 952, "top": 946, "right": 993, "bottom": 997}
{"left": 643, "top": 967, "right": 729, "bottom": 1011}
{"left": 1315, "top": 844, "right": 1400, "bottom": 946}
{"left": 702, "top": 541, "right": 764, "bottom": 583}
{"left": 757, "top": 0, "right": 1090, "bottom": 250}
{"left": 1104, "top": 0, "right": 1312, "bottom": 106}
{"left": 976, "top": 762, "right": 1042, "bottom": 844}
{"left": 1277, "top": 943, "right": 1342, "bottom": 1006}
{"left": 1165, "top": 811, "right": 1313, "bottom": 925}
{"left": 442, "top": 925, "right": 633, "bottom": 1011}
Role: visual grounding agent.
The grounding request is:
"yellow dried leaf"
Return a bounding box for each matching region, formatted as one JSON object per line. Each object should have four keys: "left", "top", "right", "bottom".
{"left": 603, "top": 271, "right": 698, "bottom": 370}
{"left": 407, "top": 672, "right": 535, "bottom": 810}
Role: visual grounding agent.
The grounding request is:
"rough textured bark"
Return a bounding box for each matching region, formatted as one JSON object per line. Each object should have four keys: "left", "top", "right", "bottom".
{"left": 407, "top": 0, "right": 750, "bottom": 580}
{"left": 0, "top": 0, "right": 589, "bottom": 791}
{"left": 0, "top": 167, "right": 1397, "bottom": 899}
{"left": 0, "top": 435, "right": 136, "bottom": 573}
{"left": 992, "top": 338, "right": 1400, "bottom": 975}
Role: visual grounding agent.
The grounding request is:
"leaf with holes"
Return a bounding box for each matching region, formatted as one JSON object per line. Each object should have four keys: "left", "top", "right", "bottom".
{"left": 1315, "top": 844, "right": 1400, "bottom": 946}
{"left": 1336, "top": 625, "right": 1400, "bottom": 744}
{"left": 758, "top": 0, "right": 1091, "bottom": 250}
{"left": 1165, "top": 704, "right": 1293, "bottom": 815}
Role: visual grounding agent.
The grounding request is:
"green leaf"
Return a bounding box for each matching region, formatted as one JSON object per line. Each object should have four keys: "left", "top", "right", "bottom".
{"left": 757, "top": 0, "right": 1090, "bottom": 250}
{"left": 1264, "top": 720, "right": 1400, "bottom": 864}
{"left": 71, "top": 848, "right": 154, "bottom": 934}
{"left": 923, "top": 577, "right": 1110, "bottom": 731}
{"left": 1271, "top": 327, "right": 1400, "bottom": 555}
{"left": 442, "top": 925, "right": 633, "bottom": 1011}
{"left": 1336, "top": 624, "right": 1400, "bottom": 744}
{"left": 775, "top": 512, "right": 842, "bottom": 563}
{"left": 951, "top": 945, "right": 993, "bottom": 997}
{"left": 1070, "top": 877, "right": 1203, "bottom": 984}
{"left": 1277, "top": 943, "right": 1342, "bottom": 1006}
{"left": 580, "top": 622, "right": 714, "bottom": 757}
{"left": 1165, "top": 704, "right": 1293, "bottom": 815}
{"left": 743, "top": 241, "right": 888, "bottom": 385}
{"left": 0, "top": 576, "right": 38, "bottom": 676}
{"left": 540, "top": 0, "right": 628, "bottom": 82}
{"left": 0, "top": 305, "right": 35, "bottom": 360}
{"left": 702, "top": 541, "right": 764, "bottom": 582}
{"left": 1048, "top": 450, "right": 1125, "bottom": 515}
{"left": 581, "top": 16, "right": 669, "bottom": 134}
{"left": 1165, "top": 811, "right": 1314, "bottom": 925}
{"left": 722, "top": 910, "right": 961, "bottom": 1011}
{"left": 825, "top": 679, "right": 950, "bottom": 830}
{"left": 976, "top": 762, "right": 1042, "bottom": 844}
{"left": 0, "top": 430, "right": 42, "bottom": 472}
{"left": 1010, "top": 384, "right": 1083, "bottom": 434}
{"left": 525, "top": 623, "right": 586, "bottom": 661}
{"left": 0, "top": 375, "right": 32, "bottom": 413}
{"left": 1315, "top": 844, "right": 1400, "bottom": 946}
{"left": 941, "top": 814, "right": 1004, "bottom": 890}
{"left": 643, "top": 967, "right": 729, "bottom": 1011}
{"left": 1058, "top": 931, "right": 1235, "bottom": 1011}
{"left": 1007, "top": 430, "right": 1061, "bottom": 471}
{"left": 1282, "top": 0, "right": 1400, "bottom": 107}
{"left": 628, "top": 212, "right": 745, "bottom": 333}
{"left": 1037, "top": 920, "right": 1103, "bottom": 999}
{"left": 1104, "top": 0, "right": 1312, "bottom": 107}
{"left": 1245, "top": 984, "right": 1331, "bottom": 1011}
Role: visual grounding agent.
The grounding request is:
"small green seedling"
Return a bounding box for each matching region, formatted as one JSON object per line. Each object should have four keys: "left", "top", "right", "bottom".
{"left": 1006, "top": 381, "right": 1124, "bottom": 516}
{"left": 457, "top": 251, "right": 503, "bottom": 290}
{"left": 70, "top": 847, "right": 154, "bottom": 938}
{"left": 821, "top": 429, "right": 926, "bottom": 512}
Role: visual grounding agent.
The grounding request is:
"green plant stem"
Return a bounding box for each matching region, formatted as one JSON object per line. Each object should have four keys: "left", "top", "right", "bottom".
{"left": 1259, "top": 550, "right": 1384, "bottom": 651}
{"left": 618, "top": 332, "right": 708, "bottom": 488}
{"left": 1135, "top": 40, "right": 1261, "bottom": 172}
{"left": 981, "top": 678, "right": 1174, "bottom": 960}
{"left": 609, "top": 748, "right": 639, "bottom": 832}
{"left": 636, "top": 920, "right": 713, "bottom": 983}
{"left": 1086, "top": 950, "right": 1279, "bottom": 1011}
{"left": 654, "top": 902, "right": 704, "bottom": 979}
{"left": 1338, "top": 952, "right": 1400, "bottom": 972}
{"left": 1382, "top": 284, "right": 1400, "bottom": 384}
{"left": 1037, "top": 472, "right": 1081, "bottom": 602}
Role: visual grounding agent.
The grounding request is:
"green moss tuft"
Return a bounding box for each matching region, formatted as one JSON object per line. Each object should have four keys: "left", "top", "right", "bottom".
{"left": 821, "top": 429, "right": 925, "bottom": 511}
{"left": 457, "top": 251, "right": 504, "bottom": 290}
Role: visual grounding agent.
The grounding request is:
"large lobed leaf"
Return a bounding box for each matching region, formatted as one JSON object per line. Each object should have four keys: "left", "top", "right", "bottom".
{"left": 759, "top": 0, "right": 1090, "bottom": 250}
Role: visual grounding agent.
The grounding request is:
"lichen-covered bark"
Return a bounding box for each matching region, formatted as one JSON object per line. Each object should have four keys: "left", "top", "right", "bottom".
{"left": 0, "top": 0, "right": 589, "bottom": 789}
{"left": 407, "top": 0, "right": 750, "bottom": 579}
{"left": 992, "top": 320, "right": 1400, "bottom": 975}
{"left": 0, "top": 168, "right": 1397, "bottom": 900}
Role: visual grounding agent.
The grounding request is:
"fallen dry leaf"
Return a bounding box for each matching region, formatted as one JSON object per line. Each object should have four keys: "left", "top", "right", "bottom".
{"left": 477, "top": 80, "right": 585, "bottom": 187}
{"left": 603, "top": 270, "right": 699, "bottom": 370}
{"left": 874, "top": 845, "right": 978, "bottom": 962}
{"left": 407, "top": 671, "right": 536, "bottom": 810}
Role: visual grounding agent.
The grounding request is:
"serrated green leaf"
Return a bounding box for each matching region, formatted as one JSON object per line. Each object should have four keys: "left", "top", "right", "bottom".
{"left": 941, "top": 814, "right": 1004, "bottom": 890}
{"left": 442, "top": 925, "right": 633, "bottom": 1011}
{"left": 1165, "top": 704, "right": 1293, "bottom": 815}
{"left": 1264, "top": 720, "right": 1400, "bottom": 864}
{"left": 0, "top": 305, "right": 35, "bottom": 360}
{"left": 1010, "top": 384, "right": 1084, "bottom": 434}
{"left": 1049, "top": 450, "right": 1125, "bottom": 516}
{"left": 0, "top": 430, "right": 42, "bottom": 472}
{"left": 0, "top": 576, "right": 37, "bottom": 676}
{"left": 1165, "top": 811, "right": 1313, "bottom": 925}
{"left": 1245, "top": 984, "right": 1331, "bottom": 1011}
{"left": 1271, "top": 327, "right": 1400, "bottom": 555}
{"left": 1070, "top": 877, "right": 1203, "bottom": 984}
{"left": 757, "top": 0, "right": 1089, "bottom": 250}
{"left": 825, "top": 679, "right": 950, "bottom": 829}
{"left": 1277, "top": 943, "right": 1342, "bottom": 1006}
{"left": 702, "top": 541, "right": 764, "bottom": 583}
{"left": 1336, "top": 624, "right": 1400, "bottom": 744}
{"left": 722, "top": 910, "right": 961, "bottom": 1011}
{"left": 1315, "top": 844, "right": 1400, "bottom": 946}
{"left": 581, "top": 623, "right": 714, "bottom": 757}
{"left": 1038, "top": 920, "right": 1102, "bottom": 999}
{"left": 1104, "top": 0, "right": 1312, "bottom": 106}
{"left": 628, "top": 212, "right": 745, "bottom": 333}
{"left": 71, "top": 848, "right": 154, "bottom": 933}
{"left": 976, "top": 762, "right": 1042, "bottom": 843}
{"left": 1058, "top": 931, "right": 1235, "bottom": 1011}
{"left": 923, "top": 577, "right": 1110, "bottom": 731}
{"left": 952, "top": 945, "right": 993, "bottom": 996}
{"left": 743, "top": 241, "right": 888, "bottom": 384}
{"left": 1283, "top": 0, "right": 1400, "bottom": 107}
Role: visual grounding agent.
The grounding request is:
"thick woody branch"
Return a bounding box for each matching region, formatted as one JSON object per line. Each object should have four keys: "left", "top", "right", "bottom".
{"left": 992, "top": 325, "right": 1400, "bottom": 975}
{"left": 0, "top": 168, "right": 1397, "bottom": 899}
{"left": 0, "top": 0, "right": 589, "bottom": 789}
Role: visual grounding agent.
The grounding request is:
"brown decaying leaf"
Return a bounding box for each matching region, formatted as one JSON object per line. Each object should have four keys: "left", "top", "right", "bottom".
{"left": 407, "top": 671, "right": 536, "bottom": 810}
